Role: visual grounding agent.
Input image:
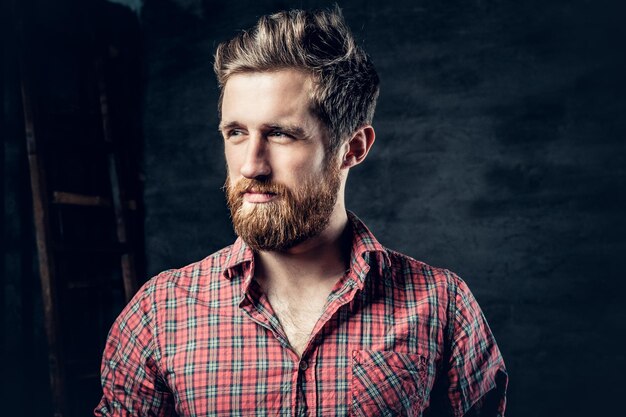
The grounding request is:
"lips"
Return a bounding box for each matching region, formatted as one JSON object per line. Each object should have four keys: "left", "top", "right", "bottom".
{"left": 229, "top": 178, "right": 284, "bottom": 205}
{"left": 242, "top": 190, "right": 277, "bottom": 203}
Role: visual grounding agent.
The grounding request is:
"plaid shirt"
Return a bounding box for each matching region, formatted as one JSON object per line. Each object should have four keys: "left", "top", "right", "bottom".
{"left": 96, "top": 212, "right": 507, "bottom": 416}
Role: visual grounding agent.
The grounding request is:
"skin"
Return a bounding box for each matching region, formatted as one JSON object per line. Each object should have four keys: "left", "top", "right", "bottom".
{"left": 220, "top": 69, "right": 375, "bottom": 356}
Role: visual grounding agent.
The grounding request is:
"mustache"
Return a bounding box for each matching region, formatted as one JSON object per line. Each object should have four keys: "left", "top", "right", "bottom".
{"left": 227, "top": 177, "right": 289, "bottom": 197}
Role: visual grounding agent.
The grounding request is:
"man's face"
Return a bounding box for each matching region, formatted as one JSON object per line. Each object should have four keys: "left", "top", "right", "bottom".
{"left": 220, "top": 70, "right": 342, "bottom": 251}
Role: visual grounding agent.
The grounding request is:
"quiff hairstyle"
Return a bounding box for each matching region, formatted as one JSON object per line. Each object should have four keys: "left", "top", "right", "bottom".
{"left": 214, "top": 7, "right": 379, "bottom": 152}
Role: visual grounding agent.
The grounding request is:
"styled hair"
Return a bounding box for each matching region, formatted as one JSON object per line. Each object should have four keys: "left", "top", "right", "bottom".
{"left": 213, "top": 7, "right": 379, "bottom": 152}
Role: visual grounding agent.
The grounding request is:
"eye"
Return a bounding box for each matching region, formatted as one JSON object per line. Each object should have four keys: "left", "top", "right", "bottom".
{"left": 267, "top": 131, "right": 294, "bottom": 142}
{"left": 224, "top": 129, "right": 246, "bottom": 142}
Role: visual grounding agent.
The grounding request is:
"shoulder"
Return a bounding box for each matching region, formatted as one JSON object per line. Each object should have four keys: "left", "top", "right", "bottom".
{"left": 348, "top": 211, "right": 466, "bottom": 300}
{"left": 152, "top": 244, "right": 234, "bottom": 287}
{"left": 382, "top": 248, "right": 485, "bottom": 323}
{"left": 128, "top": 243, "right": 239, "bottom": 311}
{"left": 383, "top": 247, "right": 465, "bottom": 295}
{"left": 377, "top": 248, "right": 477, "bottom": 331}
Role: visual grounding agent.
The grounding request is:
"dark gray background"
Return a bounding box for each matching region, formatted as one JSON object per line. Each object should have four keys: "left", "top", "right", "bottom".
{"left": 3, "top": 0, "right": 625, "bottom": 416}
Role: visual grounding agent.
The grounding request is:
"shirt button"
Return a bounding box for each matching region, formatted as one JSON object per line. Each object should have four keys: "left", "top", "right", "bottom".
{"left": 299, "top": 360, "right": 308, "bottom": 371}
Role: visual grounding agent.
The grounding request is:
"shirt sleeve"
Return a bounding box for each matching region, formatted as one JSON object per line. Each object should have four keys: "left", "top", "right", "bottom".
{"left": 432, "top": 273, "right": 509, "bottom": 417}
{"left": 94, "top": 279, "right": 175, "bottom": 417}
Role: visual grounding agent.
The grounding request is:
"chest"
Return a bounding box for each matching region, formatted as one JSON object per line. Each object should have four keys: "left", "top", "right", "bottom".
{"left": 160, "top": 287, "right": 442, "bottom": 416}
{"left": 267, "top": 291, "right": 328, "bottom": 355}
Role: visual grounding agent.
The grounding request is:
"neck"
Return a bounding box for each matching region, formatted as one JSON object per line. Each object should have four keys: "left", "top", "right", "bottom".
{"left": 255, "top": 206, "right": 351, "bottom": 289}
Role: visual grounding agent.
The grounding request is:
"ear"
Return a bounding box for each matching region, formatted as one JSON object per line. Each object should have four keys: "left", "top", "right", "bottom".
{"left": 341, "top": 125, "right": 376, "bottom": 169}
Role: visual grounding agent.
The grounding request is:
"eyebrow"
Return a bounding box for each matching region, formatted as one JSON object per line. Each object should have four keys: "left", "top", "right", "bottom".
{"left": 265, "top": 124, "right": 308, "bottom": 138}
{"left": 218, "top": 121, "right": 240, "bottom": 132}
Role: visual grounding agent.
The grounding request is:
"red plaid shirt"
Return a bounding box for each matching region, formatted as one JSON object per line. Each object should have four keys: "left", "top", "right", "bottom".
{"left": 96, "top": 212, "right": 507, "bottom": 416}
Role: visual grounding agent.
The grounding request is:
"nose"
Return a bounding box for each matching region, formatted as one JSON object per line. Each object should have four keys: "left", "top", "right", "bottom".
{"left": 239, "top": 134, "right": 271, "bottom": 179}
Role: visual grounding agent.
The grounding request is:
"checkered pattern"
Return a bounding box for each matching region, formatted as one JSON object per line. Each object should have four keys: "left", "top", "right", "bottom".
{"left": 96, "top": 212, "right": 507, "bottom": 416}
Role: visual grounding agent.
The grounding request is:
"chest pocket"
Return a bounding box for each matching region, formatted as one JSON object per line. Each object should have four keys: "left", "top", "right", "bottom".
{"left": 350, "top": 350, "right": 431, "bottom": 417}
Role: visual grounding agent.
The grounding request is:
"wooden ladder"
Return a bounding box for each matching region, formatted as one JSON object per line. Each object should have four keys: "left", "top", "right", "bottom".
{"left": 16, "top": 2, "right": 142, "bottom": 415}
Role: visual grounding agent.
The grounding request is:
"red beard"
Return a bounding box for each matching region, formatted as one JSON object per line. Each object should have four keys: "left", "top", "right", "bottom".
{"left": 225, "top": 163, "right": 341, "bottom": 251}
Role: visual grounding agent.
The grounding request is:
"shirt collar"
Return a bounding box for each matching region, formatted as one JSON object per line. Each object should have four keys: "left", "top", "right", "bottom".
{"left": 222, "top": 236, "right": 255, "bottom": 280}
{"left": 222, "top": 210, "right": 390, "bottom": 290}
{"left": 346, "top": 210, "right": 388, "bottom": 260}
{"left": 345, "top": 210, "right": 390, "bottom": 289}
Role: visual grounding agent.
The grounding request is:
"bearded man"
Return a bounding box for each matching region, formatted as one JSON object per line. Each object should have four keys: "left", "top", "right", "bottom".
{"left": 96, "top": 7, "right": 507, "bottom": 417}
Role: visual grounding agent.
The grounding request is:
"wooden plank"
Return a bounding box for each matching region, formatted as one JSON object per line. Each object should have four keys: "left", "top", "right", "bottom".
{"left": 52, "top": 191, "right": 110, "bottom": 207}
{"left": 54, "top": 242, "right": 127, "bottom": 254}
{"left": 52, "top": 191, "right": 136, "bottom": 210}
{"left": 19, "top": 39, "right": 68, "bottom": 417}
{"left": 95, "top": 58, "right": 138, "bottom": 302}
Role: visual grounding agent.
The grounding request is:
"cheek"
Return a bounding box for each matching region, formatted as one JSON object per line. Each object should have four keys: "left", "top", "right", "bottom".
{"left": 278, "top": 147, "right": 327, "bottom": 178}
{"left": 224, "top": 147, "right": 242, "bottom": 176}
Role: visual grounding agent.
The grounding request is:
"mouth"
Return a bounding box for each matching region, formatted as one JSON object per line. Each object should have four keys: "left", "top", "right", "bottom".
{"left": 242, "top": 190, "right": 277, "bottom": 203}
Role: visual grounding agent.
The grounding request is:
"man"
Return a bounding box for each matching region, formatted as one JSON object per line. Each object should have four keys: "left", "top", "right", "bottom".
{"left": 96, "top": 7, "right": 507, "bottom": 417}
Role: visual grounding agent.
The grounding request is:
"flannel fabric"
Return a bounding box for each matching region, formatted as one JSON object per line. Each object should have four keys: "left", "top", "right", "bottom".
{"left": 96, "top": 211, "right": 507, "bottom": 416}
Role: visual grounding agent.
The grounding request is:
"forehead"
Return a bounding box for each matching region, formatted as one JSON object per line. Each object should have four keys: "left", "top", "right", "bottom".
{"left": 220, "top": 70, "right": 316, "bottom": 124}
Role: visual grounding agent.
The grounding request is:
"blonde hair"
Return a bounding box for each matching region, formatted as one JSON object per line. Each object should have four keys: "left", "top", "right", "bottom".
{"left": 214, "top": 7, "right": 379, "bottom": 152}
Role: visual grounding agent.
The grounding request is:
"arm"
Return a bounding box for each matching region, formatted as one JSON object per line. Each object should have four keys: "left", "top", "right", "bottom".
{"left": 95, "top": 280, "right": 175, "bottom": 416}
{"left": 426, "top": 273, "right": 508, "bottom": 417}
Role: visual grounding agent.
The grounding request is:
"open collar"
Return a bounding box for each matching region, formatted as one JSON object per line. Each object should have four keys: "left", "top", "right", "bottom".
{"left": 221, "top": 210, "right": 390, "bottom": 291}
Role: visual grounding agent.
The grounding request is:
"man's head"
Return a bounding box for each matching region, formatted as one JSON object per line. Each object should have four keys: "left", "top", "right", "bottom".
{"left": 214, "top": 7, "right": 379, "bottom": 153}
{"left": 215, "top": 8, "right": 378, "bottom": 252}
